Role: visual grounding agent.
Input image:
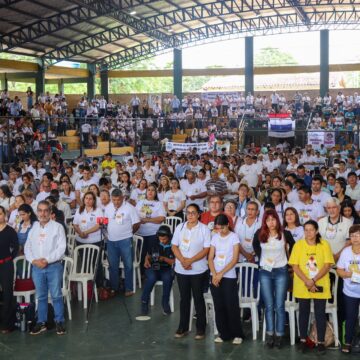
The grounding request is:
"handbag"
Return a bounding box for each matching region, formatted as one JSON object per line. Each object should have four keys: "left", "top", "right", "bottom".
{"left": 14, "top": 278, "right": 35, "bottom": 292}
{"left": 309, "top": 320, "right": 336, "bottom": 347}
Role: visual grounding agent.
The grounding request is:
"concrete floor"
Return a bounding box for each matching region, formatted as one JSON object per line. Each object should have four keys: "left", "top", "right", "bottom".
{"left": 0, "top": 289, "right": 352, "bottom": 360}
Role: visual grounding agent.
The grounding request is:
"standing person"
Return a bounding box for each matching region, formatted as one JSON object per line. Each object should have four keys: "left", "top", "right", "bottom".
{"left": 163, "top": 178, "right": 186, "bottom": 220}
{"left": 283, "top": 207, "right": 304, "bottom": 243}
{"left": 208, "top": 214, "right": 244, "bottom": 344}
{"left": 337, "top": 224, "right": 360, "bottom": 354}
{"left": 136, "top": 185, "right": 166, "bottom": 270}
{"left": 24, "top": 200, "right": 67, "bottom": 335}
{"left": 171, "top": 203, "right": 211, "bottom": 340}
{"left": 0, "top": 206, "right": 19, "bottom": 333}
{"left": 289, "top": 220, "right": 334, "bottom": 355}
{"left": 17, "top": 204, "right": 38, "bottom": 254}
{"left": 104, "top": 189, "right": 140, "bottom": 296}
{"left": 253, "top": 209, "right": 295, "bottom": 348}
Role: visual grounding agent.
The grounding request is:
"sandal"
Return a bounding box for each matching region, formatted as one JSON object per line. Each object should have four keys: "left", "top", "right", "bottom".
{"left": 341, "top": 344, "right": 351, "bottom": 354}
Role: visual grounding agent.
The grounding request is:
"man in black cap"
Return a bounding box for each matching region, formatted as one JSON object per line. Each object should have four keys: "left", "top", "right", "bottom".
{"left": 140, "top": 225, "right": 175, "bottom": 316}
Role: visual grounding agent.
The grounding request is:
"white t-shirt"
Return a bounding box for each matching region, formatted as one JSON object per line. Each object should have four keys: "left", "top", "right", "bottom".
{"left": 337, "top": 246, "right": 360, "bottom": 298}
{"left": 75, "top": 179, "right": 94, "bottom": 198}
{"left": 35, "top": 192, "right": 50, "bottom": 203}
{"left": 294, "top": 201, "right": 324, "bottom": 225}
{"left": 73, "top": 207, "right": 103, "bottom": 244}
{"left": 163, "top": 189, "right": 186, "bottom": 211}
{"left": 286, "top": 226, "right": 304, "bottom": 242}
{"left": 143, "top": 166, "right": 157, "bottom": 183}
{"left": 260, "top": 235, "right": 288, "bottom": 269}
{"left": 172, "top": 221, "right": 211, "bottom": 275}
{"left": 130, "top": 188, "right": 146, "bottom": 204}
{"left": 235, "top": 218, "right": 261, "bottom": 261}
{"left": 311, "top": 191, "right": 331, "bottom": 216}
{"left": 104, "top": 202, "right": 140, "bottom": 242}
{"left": 180, "top": 179, "right": 207, "bottom": 210}
{"left": 287, "top": 189, "right": 299, "bottom": 204}
{"left": 238, "top": 164, "right": 259, "bottom": 188}
{"left": 136, "top": 200, "right": 166, "bottom": 236}
{"left": 60, "top": 191, "right": 76, "bottom": 206}
{"left": 318, "top": 216, "right": 351, "bottom": 254}
{"left": 210, "top": 232, "right": 240, "bottom": 279}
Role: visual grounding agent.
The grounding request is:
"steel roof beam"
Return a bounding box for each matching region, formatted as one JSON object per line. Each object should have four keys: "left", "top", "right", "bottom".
{"left": 99, "top": 9, "right": 360, "bottom": 70}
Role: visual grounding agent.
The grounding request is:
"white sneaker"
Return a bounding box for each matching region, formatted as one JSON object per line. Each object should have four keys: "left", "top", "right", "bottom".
{"left": 232, "top": 337, "right": 243, "bottom": 345}
{"left": 214, "top": 336, "right": 223, "bottom": 343}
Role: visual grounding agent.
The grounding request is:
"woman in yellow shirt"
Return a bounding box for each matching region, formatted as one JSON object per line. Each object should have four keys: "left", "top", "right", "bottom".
{"left": 288, "top": 220, "right": 334, "bottom": 355}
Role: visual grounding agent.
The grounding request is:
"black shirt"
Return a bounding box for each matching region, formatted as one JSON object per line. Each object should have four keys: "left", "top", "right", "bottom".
{"left": 0, "top": 225, "right": 19, "bottom": 259}
{"left": 149, "top": 241, "right": 174, "bottom": 269}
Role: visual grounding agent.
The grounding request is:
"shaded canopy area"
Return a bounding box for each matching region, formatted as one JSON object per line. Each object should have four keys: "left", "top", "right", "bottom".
{"left": 1, "top": 0, "right": 360, "bottom": 71}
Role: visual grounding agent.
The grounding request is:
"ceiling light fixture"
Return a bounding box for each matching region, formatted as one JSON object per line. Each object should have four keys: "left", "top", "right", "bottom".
{"left": 130, "top": 10, "right": 136, "bottom": 15}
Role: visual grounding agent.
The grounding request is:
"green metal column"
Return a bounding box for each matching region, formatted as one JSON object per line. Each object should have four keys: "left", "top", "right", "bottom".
{"left": 58, "top": 79, "right": 64, "bottom": 94}
{"left": 87, "top": 63, "right": 96, "bottom": 101}
{"left": 35, "top": 59, "right": 45, "bottom": 99}
{"left": 320, "top": 29, "right": 329, "bottom": 98}
{"left": 0, "top": 73, "right": 8, "bottom": 90}
{"left": 245, "top": 37, "right": 254, "bottom": 94}
{"left": 100, "top": 66, "right": 109, "bottom": 102}
{"left": 173, "top": 48, "right": 182, "bottom": 100}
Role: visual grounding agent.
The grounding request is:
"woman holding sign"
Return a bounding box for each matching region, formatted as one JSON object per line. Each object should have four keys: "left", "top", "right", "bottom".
{"left": 337, "top": 224, "right": 360, "bottom": 354}
{"left": 171, "top": 203, "right": 211, "bottom": 340}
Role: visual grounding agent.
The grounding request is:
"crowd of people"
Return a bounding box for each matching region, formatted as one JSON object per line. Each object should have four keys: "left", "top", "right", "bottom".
{"left": 0, "top": 137, "right": 359, "bottom": 355}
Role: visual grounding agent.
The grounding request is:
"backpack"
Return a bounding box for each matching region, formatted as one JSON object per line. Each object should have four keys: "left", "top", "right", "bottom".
{"left": 309, "top": 320, "right": 336, "bottom": 347}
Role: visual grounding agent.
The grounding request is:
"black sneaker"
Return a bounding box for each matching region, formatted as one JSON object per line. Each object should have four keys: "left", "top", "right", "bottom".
{"left": 265, "top": 334, "right": 274, "bottom": 348}
{"left": 317, "top": 343, "right": 326, "bottom": 355}
{"left": 162, "top": 302, "right": 171, "bottom": 315}
{"left": 274, "top": 336, "right": 283, "bottom": 349}
{"left": 30, "top": 322, "right": 47, "bottom": 335}
{"left": 297, "top": 341, "right": 308, "bottom": 353}
{"left": 141, "top": 301, "right": 149, "bottom": 316}
{"left": 56, "top": 322, "right": 66, "bottom": 335}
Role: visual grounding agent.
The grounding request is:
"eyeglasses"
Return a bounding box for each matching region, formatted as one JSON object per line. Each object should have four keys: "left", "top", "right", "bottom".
{"left": 186, "top": 211, "right": 198, "bottom": 216}
{"left": 350, "top": 233, "right": 360, "bottom": 238}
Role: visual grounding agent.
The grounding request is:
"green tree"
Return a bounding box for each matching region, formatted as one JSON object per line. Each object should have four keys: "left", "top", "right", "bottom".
{"left": 254, "top": 47, "right": 298, "bottom": 67}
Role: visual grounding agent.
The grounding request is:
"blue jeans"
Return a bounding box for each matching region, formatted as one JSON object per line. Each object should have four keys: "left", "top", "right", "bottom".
{"left": 32, "top": 262, "right": 64, "bottom": 323}
{"left": 141, "top": 267, "right": 174, "bottom": 307}
{"left": 107, "top": 238, "right": 133, "bottom": 292}
{"left": 259, "top": 265, "right": 288, "bottom": 336}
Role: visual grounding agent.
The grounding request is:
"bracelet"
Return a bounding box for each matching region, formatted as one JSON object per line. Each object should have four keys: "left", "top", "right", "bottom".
{"left": 312, "top": 278, "right": 316, "bottom": 284}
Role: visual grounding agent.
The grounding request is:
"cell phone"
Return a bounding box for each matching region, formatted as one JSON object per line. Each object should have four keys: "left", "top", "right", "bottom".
{"left": 308, "top": 286, "right": 323, "bottom": 293}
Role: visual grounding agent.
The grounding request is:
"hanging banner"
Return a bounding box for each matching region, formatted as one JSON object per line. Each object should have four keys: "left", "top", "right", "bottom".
{"left": 166, "top": 141, "right": 215, "bottom": 154}
{"left": 201, "top": 92, "right": 240, "bottom": 103}
{"left": 307, "top": 131, "right": 335, "bottom": 149}
{"left": 268, "top": 113, "right": 295, "bottom": 138}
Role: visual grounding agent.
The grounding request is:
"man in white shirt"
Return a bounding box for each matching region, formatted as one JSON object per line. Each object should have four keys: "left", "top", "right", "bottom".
{"left": 180, "top": 171, "right": 207, "bottom": 210}
{"left": 104, "top": 189, "right": 140, "bottom": 296}
{"left": 311, "top": 175, "right": 331, "bottom": 216}
{"left": 36, "top": 183, "right": 51, "bottom": 202}
{"left": 346, "top": 172, "right": 360, "bottom": 202}
{"left": 25, "top": 200, "right": 66, "bottom": 335}
{"left": 238, "top": 155, "right": 260, "bottom": 190}
{"left": 81, "top": 122, "right": 92, "bottom": 148}
{"left": 294, "top": 186, "right": 324, "bottom": 225}
{"left": 75, "top": 165, "right": 96, "bottom": 205}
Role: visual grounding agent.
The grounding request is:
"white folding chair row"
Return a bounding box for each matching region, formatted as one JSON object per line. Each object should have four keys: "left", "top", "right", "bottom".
{"left": 150, "top": 281, "right": 175, "bottom": 312}
{"left": 163, "top": 216, "right": 182, "bottom": 234}
{"left": 237, "top": 263, "right": 260, "bottom": 340}
{"left": 68, "top": 244, "right": 100, "bottom": 309}
{"left": 262, "top": 291, "right": 299, "bottom": 345}
{"left": 102, "top": 235, "right": 144, "bottom": 293}
{"left": 67, "top": 233, "right": 76, "bottom": 258}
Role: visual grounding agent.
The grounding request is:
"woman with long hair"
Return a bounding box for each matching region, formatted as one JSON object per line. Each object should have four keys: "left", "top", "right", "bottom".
{"left": 333, "top": 179, "right": 351, "bottom": 204}
{"left": 0, "top": 206, "right": 19, "bottom": 333}
{"left": 289, "top": 220, "right": 334, "bottom": 355}
{"left": 283, "top": 207, "right": 304, "bottom": 242}
{"left": 129, "top": 178, "right": 148, "bottom": 206}
{"left": 163, "top": 178, "right": 186, "bottom": 220}
{"left": 171, "top": 203, "right": 210, "bottom": 340}
{"left": 208, "top": 214, "right": 244, "bottom": 344}
{"left": 157, "top": 175, "right": 170, "bottom": 203}
{"left": 136, "top": 185, "right": 166, "bottom": 269}
{"left": 341, "top": 200, "right": 360, "bottom": 224}
{"left": 60, "top": 180, "right": 76, "bottom": 213}
{"left": 17, "top": 203, "right": 37, "bottom": 254}
{"left": 118, "top": 171, "right": 132, "bottom": 200}
{"left": 253, "top": 209, "right": 295, "bottom": 348}
{"left": 0, "top": 185, "right": 15, "bottom": 211}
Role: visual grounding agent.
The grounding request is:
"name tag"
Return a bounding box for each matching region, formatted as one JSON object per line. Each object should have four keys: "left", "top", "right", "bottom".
{"left": 39, "top": 232, "right": 46, "bottom": 243}
{"left": 351, "top": 272, "right": 360, "bottom": 283}
{"left": 263, "top": 258, "right": 275, "bottom": 272}
{"left": 180, "top": 238, "right": 190, "bottom": 253}
{"left": 115, "top": 214, "right": 123, "bottom": 225}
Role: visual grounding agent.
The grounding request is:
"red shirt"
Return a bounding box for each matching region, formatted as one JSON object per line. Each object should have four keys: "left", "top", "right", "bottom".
{"left": 200, "top": 211, "right": 234, "bottom": 230}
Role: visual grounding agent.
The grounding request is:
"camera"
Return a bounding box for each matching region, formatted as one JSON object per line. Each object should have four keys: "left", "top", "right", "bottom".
{"left": 96, "top": 217, "right": 109, "bottom": 225}
{"left": 151, "top": 252, "right": 160, "bottom": 271}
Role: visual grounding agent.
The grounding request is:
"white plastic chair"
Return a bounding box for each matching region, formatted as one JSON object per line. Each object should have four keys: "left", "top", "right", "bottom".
{"left": 237, "top": 263, "right": 260, "bottom": 340}
{"left": 102, "top": 235, "right": 144, "bottom": 292}
{"left": 67, "top": 233, "right": 76, "bottom": 258}
{"left": 150, "top": 280, "right": 175, "bottom": 312}
{"left": 69, "top": 244, "right": 100, "bottom": 309}
{"left": 309, "top": 269, "right": 340, "bottom": 346}
{"left": 13, "top": 256, "right": 35, "bottom": 302}
{"left": 62, "top": 256, "right": 74, "bottom": 320}
{"left": 262, "top": 291, "right": 299, "bottom": 345}
{"left": 189, "top": 292, "right": 218, "bottom": 335}
{"left": 163, "top": 216, "right": 182, "bottom": 234}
